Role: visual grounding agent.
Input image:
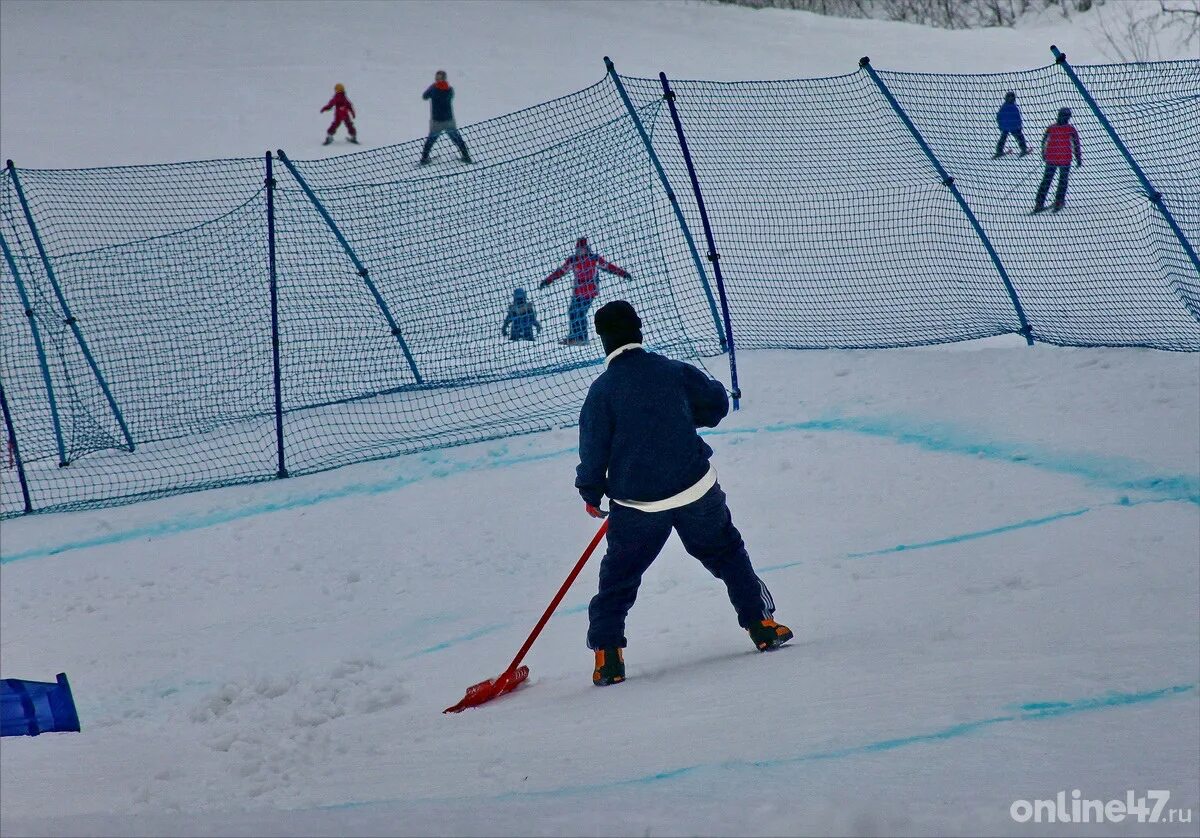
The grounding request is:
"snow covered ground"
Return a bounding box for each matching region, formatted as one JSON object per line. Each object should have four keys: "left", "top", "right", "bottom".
{"left": 1, "top": 1, "right": 1198, "bottom": 836}
{"left": 2, "top": 348, "right": 1198, "bottom": 836}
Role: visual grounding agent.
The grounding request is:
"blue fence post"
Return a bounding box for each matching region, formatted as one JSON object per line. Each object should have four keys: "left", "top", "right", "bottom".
{"left": 1050, "top": 45, "right": 1200, "bottom": 318}
{"left": 604, "top": 58, "right": 727, "bottom": 353}
{"left": 857, "top": 58, "right": 1035, "bottom": 346}
{"left": 274, "top": 150, "right": 424, "bottom": 387}
{"left": 0, "top": 226, "right": 67, "bottom": 467}
{"left": 265, "top": 153, "right": 287, "bottom": 479}
{"left": 5, "top": 160, "right": 137, "bottom": 449}
{"left": 0, "top": 377, "right": 33, "bottom": 514}
{"left": 658, "top": 72, "right": 742, "bottom": 410}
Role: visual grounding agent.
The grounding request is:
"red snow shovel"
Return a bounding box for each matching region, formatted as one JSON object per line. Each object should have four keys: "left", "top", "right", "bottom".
{"left": 444, "top": 518, "right": 609, "bottom": 713}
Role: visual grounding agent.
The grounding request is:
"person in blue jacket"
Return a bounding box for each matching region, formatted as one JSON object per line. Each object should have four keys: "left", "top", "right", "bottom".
{"left": 576, "top": 300, "right": 793, "bottom": 687}
{"left": 502, "top": 288, "right": 541, "bottom": 341}
{"left": 994, "top": 91, "right": 1029, "bottom": 158}
{"left": 419, "top": 70, "right": 471, "bottom": 165}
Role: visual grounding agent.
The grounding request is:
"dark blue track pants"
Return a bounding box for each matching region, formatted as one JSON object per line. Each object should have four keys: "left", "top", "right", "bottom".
{"left": 567, "top": 296, "right": 593, "bottom": 342}
{"left": 1036, "top": 164, "right": 1071, "bottom": 207}
{"left": 587, "top": 483, "right": 775, "bottom": 649}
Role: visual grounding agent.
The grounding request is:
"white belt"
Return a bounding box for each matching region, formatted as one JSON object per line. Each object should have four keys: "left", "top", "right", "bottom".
{"left": 612, "top": 466, "right": 716, "bottom": 513}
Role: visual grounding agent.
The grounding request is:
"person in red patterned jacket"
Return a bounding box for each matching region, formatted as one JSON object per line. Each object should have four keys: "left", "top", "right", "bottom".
{"left": 321, "top": 84, "right": 358, "bottom": 146}
{"left": 1033, "top": 107, "right": 1082, "bottom": 213}
{"left": 539, "top": 237, "right": 631, "bottom": 345}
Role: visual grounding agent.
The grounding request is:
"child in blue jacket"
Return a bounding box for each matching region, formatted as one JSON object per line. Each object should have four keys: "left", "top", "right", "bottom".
{"left": 502, "top": 288, "right": 541, "bottom": 341}
{"left": 994, "top": 91, "right": 1029, "bottom": 158}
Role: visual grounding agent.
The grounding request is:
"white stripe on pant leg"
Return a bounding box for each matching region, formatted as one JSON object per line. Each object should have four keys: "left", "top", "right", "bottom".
{"left": 758, "top": 578, "right": 775, "bottom": 615}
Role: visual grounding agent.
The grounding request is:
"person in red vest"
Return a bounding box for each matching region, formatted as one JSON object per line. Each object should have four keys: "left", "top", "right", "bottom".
{"left": 321, "top": 84, "right": 358, "bottom": 146}
{"left": 540, "top": 237, "right": 631, "bottom": 345}
{"left": 1033, "top": 107, "right": 1082, "bottom": 213}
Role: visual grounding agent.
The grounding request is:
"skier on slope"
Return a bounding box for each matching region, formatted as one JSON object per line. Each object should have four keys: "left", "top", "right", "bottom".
{"left": 576, "top": 300, "right": 793, "bottom": 687}
{"left": 419, "top": 70, "right": 471, "bottom": 165}
{"left": 502, "top": 287, "right": 542, "bottom": 342}
{"left": 1033, "top": 107, "right": 1082, "bottom": 214}
{"left": 321, "top": 84, "right": 358, "bottom": 145}
{"left": 539, "top": 237, "right": 631, "bottom": 346}
{"left": 993, "top": 91, "right": 1029, "bottom": 158}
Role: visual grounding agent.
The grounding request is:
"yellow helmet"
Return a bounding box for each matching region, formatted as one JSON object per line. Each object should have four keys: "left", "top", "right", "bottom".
{"left": 334, "top": 83, "right": 345, "bottom": 93}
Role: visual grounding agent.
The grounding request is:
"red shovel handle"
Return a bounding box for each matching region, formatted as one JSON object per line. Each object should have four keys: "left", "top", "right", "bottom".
{"left": 503, "top": 518, "right": 609, "bottom": 674}
{"left": 443, "top": 520, "right": 609, "bottom": 714}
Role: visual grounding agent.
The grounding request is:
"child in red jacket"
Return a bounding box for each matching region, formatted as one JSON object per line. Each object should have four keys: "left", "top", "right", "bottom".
{"left": 321, "top": 84, "right": 358, "bottom": 145}
{"left": 1033, "top": 107, "right": 1082, "bottom": 213}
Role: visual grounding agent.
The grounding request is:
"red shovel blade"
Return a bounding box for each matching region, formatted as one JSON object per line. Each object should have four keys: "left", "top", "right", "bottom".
{"left": 443, "top": 665, "right": 530, "bottom": 714}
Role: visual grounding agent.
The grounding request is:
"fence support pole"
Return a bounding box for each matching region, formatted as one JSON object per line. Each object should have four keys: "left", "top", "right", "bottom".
{"left": 858, "top": 58, "right": 1034, "bottom": 346}
{"left": 6, "top": 160, "right": 137, "bottom": 447}
{"left": 0, "top": 226, "right": 68, "bottom": 467}
{"left": 0, "top": 377, "right": 33, "bottom": 514}
{"left": 274, "top": 150, "right": 424, "bottom": 386}
{"left": 604, "top": 57, "right": 727, "bottom": 353}
{"left": 265, "top": 153, "right": 287, "bottom": 479}
{"left": 1050, "top": 45, "right": 1200, "bottom": 319}
{"left": 658, "top": 72, "right": 741, "bottom": 409}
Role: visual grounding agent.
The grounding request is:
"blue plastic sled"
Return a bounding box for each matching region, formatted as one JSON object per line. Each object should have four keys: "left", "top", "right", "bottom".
{"left": 1, "top": 673, "right": 81, "bottom": 736}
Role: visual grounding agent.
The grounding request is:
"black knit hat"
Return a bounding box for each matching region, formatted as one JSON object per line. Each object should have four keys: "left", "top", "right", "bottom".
{"left": 594, "top": 300, "right": 643, "bottom": 355}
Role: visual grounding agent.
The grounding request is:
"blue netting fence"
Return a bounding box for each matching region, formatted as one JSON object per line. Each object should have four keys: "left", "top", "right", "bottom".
{"left": 2, "top": 57, "right": 1197, "bottom": 517}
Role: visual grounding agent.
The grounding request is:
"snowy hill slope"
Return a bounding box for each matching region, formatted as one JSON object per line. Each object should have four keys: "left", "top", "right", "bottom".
{"left": 2, "top": 0, "right": 1195, "bottom": 169}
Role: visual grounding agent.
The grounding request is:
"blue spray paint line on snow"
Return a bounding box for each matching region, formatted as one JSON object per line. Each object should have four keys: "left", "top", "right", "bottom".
{"left": 506, "top": 684, "right": 1197, "bottom": 798}
{"left": 844, "top": 507, "right": 1093, "bottom": 560}
{"left": 755, "top": 507, "right": 1093, "bottom": 572}
{"left": 318, "top": 683, "right": 1195, "bottom": 811}
{"left": 755, "top": 496, "right": 1192, "bottom": 573}
{"left": 1, "top": 445, "right": 577, "bottom": 564}
{"left": 5, "top": 414, "right": 1195, "bottom": 564}
{"left": 709, "top": 416, "right": 1200, "bottom": 504}
{"left": 404, "top": 623, "right": 509, "bottom": 659}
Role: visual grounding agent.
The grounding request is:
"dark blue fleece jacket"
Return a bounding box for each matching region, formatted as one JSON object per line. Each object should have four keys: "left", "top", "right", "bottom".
{"left": 996, "top": 101, "right": 1022, "bottom": 132}
{"left": 576, "top": 348, "right": 729, "bottom": 506}
{"left": 423, "top": 84, "right": 455, "bottom": 122}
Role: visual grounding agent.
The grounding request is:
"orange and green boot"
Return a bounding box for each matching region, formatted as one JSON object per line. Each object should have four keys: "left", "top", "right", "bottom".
{"left": 592, "top": 648, "right": 625, "bottom": 686}
{"left": 748, "top": 618, "right": 794, "bottom": 651}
